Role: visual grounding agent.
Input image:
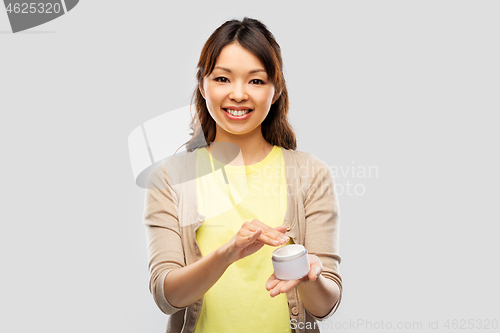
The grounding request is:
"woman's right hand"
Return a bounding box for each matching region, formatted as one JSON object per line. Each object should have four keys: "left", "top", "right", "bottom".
{"left": 219, "top": 220, "right": 289, "bottom": 265}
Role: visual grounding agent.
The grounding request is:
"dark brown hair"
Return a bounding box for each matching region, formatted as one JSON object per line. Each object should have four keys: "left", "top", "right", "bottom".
{"left": 181, "top": 17, "right": 297, "bottom": 153}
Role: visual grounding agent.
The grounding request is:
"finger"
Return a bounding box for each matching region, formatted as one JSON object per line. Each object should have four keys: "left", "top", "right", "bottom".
{"left": 307, "top": 264, "right": 318, "bottom": 281}
{"left": 274, "top": 224, "right": 287, "bottom": 234}
{"left": 270, "top": 280, "right": 288, "bottom": 297}
{"left": 235, "top": 228, "right": 262, "bottom": 248}
{"left": 252, "top": 228, "right": 262, "bottom": 241}
{"left": 250, "top": 220, "right": 289, "bottom": 243}
{"left": 271, "top": 278, "right": 307, "bottom": 297}
{"left": 259, "top": 228, "right": 289, "bottom": 245}
{"left": 307, "top": 255, "right": 323, "bottom": 281}
{"left": 307, "top": 264, "right": 322, "bottom": 281}
{"left": 315, "top": 266, "right": 322, "bottom": 280}
{"left": 245, "top": 223, "right": 286, "bottom": 244}
{"left": 238, "top": 226, "right": 283, "bottom": 247}
{"left": 242, "top": 241, "right": 265, "bottom": 257}
{"left": 256, "top": 232, "right": 288, "bottom": 246}
{"left": 265, "top": 273, "right": 280, "bottom": 291}
{"left": 240, "top": 221, "right": 260, "bottom": 233}
{"left": 266, "top": 272, "right": 277, "bottom": 285}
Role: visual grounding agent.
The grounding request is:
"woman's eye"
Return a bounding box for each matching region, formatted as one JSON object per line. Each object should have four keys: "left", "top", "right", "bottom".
{"left": 250, "top": 79, "right": 265, "bottom": 85}
{"left": 215, "top": 77, "right": 229, "bottom": 83}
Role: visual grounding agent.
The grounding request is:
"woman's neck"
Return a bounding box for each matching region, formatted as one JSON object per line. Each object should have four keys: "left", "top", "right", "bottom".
{"left": 207, "top": 131, "right": 273, "bottom": 166}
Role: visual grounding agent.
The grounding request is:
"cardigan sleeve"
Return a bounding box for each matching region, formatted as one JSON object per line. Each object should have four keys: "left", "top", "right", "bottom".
{"left": 142, "top": 161, "right": 188, "bottom": 315}
{"left": 302, "top": 154, "right": 343, "bottom": 322}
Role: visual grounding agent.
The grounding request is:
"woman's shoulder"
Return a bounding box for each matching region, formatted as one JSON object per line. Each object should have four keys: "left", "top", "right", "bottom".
{"left": 281, "top": 146, "right": 313, "bottom": 162}
{"left": 281, "top": 147, "right": 331, "bottom": 169}
{"left": 145, "top": 149, "right": 198, "bottom": 189}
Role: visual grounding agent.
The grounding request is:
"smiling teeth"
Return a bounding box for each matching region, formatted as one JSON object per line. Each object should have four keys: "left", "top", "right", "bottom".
{"left": 226, "top": 109, "right": 251, "bottom": 116}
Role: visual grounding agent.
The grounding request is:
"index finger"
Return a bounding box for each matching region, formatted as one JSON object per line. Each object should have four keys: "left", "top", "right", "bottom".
{"left": 250, "top": 219, "right": 289, "bottom": 242}
{"left": 256, "top": 232, "right": 288, "bottom": 246}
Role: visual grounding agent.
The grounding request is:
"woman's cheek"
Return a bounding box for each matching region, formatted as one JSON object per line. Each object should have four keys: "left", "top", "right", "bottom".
{"left": 208, "top": 86, "right": 226, "bottom": 102}
{"left": 259, "top": 88, "right": 275, "bottom": 105}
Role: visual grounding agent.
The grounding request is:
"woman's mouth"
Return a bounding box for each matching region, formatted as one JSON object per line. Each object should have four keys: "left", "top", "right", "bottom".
{"left": 223, "top": 108, "right": 253, "bottom": 120}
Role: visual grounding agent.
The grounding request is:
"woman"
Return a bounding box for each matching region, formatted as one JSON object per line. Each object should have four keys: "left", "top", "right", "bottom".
{"left": 143, "top": 17, "right": 342, "bottom": 333}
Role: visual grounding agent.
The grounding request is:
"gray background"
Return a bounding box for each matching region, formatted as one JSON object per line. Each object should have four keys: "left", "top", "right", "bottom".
{"left": 1, "top": 1, "right": 499, "bottom": 332}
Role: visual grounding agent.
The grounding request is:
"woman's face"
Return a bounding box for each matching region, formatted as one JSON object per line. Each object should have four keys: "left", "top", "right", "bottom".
{"left": 200, "top": 43, "right": 279, "bottom": 140}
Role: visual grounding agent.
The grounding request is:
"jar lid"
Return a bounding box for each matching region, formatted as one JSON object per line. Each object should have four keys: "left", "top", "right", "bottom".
{"left": 272, "top": 244, "right": 307, "bottom": 262}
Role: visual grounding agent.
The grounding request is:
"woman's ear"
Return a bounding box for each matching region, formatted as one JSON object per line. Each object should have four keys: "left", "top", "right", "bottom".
{"left": 272, "top": 89, "right": 282, "bottom": 104}
{"left": 199, "top": 82, "right": 206, "bottom": 99}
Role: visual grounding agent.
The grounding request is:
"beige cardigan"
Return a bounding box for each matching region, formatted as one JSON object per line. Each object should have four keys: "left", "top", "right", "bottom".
{"left": 142, "top": 147, "right": 342, "bottom": 333}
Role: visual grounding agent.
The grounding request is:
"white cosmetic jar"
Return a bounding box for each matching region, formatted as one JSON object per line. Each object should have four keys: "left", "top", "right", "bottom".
{"left": 272, "top": 244, "right": 310, "bottom": 280}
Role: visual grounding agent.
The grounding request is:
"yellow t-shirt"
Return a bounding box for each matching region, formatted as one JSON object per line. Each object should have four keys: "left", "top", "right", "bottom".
{"left": 194, "top": 145, "right": 292, "bottom": 333}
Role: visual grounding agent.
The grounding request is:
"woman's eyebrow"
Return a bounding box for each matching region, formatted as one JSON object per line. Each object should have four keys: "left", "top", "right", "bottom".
{"left": 214, "top": 66, "right": 266, "bottom": 74}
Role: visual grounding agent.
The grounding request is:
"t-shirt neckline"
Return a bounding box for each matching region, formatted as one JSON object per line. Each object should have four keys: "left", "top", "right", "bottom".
{"left": 204, "top": 145, "right": 281, "bottom": 174}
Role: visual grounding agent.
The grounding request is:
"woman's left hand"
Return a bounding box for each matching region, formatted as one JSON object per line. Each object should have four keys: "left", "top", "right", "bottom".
{"left": 265, "top": 254, "right": 323, "bottom": 297}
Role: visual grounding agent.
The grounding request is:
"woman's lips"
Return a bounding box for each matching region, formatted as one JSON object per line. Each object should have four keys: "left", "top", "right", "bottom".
{"left": 222, "top": 108, "right": 253, "bottom": 120}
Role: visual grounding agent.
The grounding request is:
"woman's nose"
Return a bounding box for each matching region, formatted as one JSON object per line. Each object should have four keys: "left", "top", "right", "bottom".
{"left": 229, "top": 82, "right": 248, "bottom": 102}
